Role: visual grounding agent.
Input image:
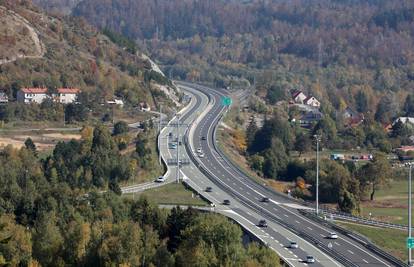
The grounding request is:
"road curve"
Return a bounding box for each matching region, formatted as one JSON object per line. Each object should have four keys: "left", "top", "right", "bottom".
{"left": 179, "top": 82, "right": 396, "bottom": 267}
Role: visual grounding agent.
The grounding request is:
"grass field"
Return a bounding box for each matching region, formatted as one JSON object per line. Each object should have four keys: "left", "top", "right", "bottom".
{"left": 360, "top": 180, "right": 410, "bottom": 225}
{"left": 124, "top": 182, "right": 208, "bottom": 206}
{"left": 337, "top": 221, "right": 407, "bottom": 261}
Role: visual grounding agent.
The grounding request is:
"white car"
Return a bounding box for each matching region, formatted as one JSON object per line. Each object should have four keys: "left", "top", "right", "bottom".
{"left": 198, "top": 152, "right": 205, "bottom": 158}
{"left": 306, "top": 255, "right": 315, "bottom": 263}
{"left": 196, "top": 147, "right": 202, "bottom": 153}
{"left": 328, "top": 232, "right": 338, "bottom": 239}
{"left": 289, "top": 241, "right": 299, "bottom": 249}
{"left": 155, "top": 176, "right": 166, "bottom": 183}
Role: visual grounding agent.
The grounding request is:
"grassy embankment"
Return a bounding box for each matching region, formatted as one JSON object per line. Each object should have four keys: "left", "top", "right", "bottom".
{"left": 337, "top": 221, "right": 407, "bottom": 261}
{"left": 123, "top": 182, "right": 208, "bottom": 206}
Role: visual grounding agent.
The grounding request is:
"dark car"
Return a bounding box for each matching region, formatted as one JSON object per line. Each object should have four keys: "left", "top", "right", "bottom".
{"left": 206, "top": 187, "right": 213, "bottom": 192}
{"left": 168, "top": 132, "right": 173, "bottom": 137}
{"left": 223, "top": 199, "right": 231, "bottom": 205}
{"left": 258, "top": 219, "right": 267, "bottom": 227}
{"left": 201, "top": 136, "right": 206, "bottom": 140}
{"left": 261, "top": 197, "right": 270, "bottom": 203}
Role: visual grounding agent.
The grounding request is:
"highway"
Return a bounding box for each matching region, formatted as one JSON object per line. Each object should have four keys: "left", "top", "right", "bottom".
{"left": 175, "top": 83, "right": 340, "bottom": 266}
{"left": 177, "top": 82, "right": 397, "bottom": 267}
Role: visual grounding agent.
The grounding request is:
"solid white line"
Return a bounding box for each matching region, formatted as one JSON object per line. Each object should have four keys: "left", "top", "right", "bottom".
{"left": 362, "top": 259, "right": 368, "bottom": 263}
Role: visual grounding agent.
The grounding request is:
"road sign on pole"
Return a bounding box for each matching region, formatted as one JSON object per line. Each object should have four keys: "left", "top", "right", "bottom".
{"left": 222, "top": 96, "right": 232, "bottom": 107}
{"left": 407, "top": 237, "right": 414, "bottom": 249}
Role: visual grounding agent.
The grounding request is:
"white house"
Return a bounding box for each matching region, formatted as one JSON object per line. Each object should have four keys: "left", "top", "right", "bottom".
{"left": 54, "top": 88, "right": 80, "bottom": 104}
{"left": 17, "top": 88, "right": 48, "bottom": 104}
{"left": 292, "top": 91, "right": 307, "bottom": 103}
{"left": 303, "top": 96, "right": 321, "bottom": 107}
{"left": 0, "top": 92, "right": 8, "bottom": 103}
{"left": 106, "top": 99, "right": 124, "bottom": 107}
{"left": 393, "top": 117, "right": 414, "bottom": 126}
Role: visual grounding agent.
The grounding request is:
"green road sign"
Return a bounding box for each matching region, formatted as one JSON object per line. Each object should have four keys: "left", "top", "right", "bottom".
{"left": 407, "top": 237, "right": 414, "bottom": 248}
{"left": 222, "top": 96, "right": 232, "bottom": 107}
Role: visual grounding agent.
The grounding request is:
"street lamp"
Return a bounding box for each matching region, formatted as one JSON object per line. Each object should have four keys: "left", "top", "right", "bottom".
{"left": 406, "top": 162, "right": 413, "bottom": 266}
{"left": 314, "top": 134, "right": 321, "bottom": 215}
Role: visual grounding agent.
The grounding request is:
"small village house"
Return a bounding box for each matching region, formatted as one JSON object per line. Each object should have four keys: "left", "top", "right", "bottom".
{"left": 17, "top": 88, "right": 48, "bottom": 104}
{"left": 292, "top": 90, "right": 307, "bottom": 103}
{"left": 303, "top": 96, "right": 321, "bottom": 108}
{"left": 54, "top": 88, "right": 80, "bottom": 104}
{"left": 0, "top": 92, "right": 8, "bottom": 103}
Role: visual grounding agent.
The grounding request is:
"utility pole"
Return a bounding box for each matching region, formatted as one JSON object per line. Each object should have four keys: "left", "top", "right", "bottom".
{"left": 176, "top": 114, "right": 180, "bottom": 183}
{"left": 158, "top": 103, "right": 163, "bottom": 165}
{"left": 314, "top": 134, "right": 321, "bottom": 215}
{"left": 408, "top": 162, "right": 413, "bottom": 266}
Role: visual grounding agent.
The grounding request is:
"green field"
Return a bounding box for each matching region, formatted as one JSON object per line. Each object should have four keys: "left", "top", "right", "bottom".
{"left": 124, "top": 182, "right": 208, "bottom": 206}
{"left": 361, "top": 180, "right": 410, "bottom": 225}
{"left": 337, "top": 222, "right": 407, "bottom": 261}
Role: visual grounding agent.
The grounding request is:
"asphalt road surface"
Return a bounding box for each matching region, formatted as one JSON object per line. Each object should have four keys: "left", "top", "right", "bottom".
{"left": 178, "top": 82, "right": 395, "bottom": 267}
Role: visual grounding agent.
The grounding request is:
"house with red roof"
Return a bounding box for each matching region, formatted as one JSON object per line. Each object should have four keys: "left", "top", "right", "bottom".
{"left": 17, "top": 88, "right": 48, "bottom": 104}
{"left": 54, "top": 88, "right": 80, "bottom": 104}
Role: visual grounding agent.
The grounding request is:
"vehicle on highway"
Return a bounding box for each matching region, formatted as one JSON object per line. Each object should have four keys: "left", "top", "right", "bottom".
{"left": 261, "top": 197, "right": 270, "bottom": 202}
{"left": 169, "top": 143, "right": 177, "bottom": 149}
{"left": 168, "top": 132, "right": 173, "bottom": 137}
{"left": 198, "top": 152, "right": 205, "bottom": 158}
{"left": 155, "top": 176, "right": 166, "bottom": 183}
{"left": 179, "top": 141, "right": 182, "bottom": 145}
{"left": 289, "top": 241, "right": 299, "bottom": 249}
{"left": 258, "top": 219, "right": 267, "bottom": 227}
{"left": 201, "top": 136, "right": 206, "bottom": 140}
{"left": 205, "top": 187, "right": 213, "bottom": 192}
{"left": 306, "top": 255, "right": 315, "bottom": 263}
{"left": 223, "top": 199, "right": 231, "bottom": 205}
{"left": 196, "top": 147, "right": 202, "bottom": 153}
{"left": 327, "top": 232, "right": 338, "bottom": 239}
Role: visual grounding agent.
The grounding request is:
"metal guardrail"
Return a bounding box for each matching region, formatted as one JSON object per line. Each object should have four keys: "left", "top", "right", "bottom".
{"left": 185, "top": 83, "right": 406, "bottom": 267}
{"left": 182, "top": 92, "right": 359, "bottom": 267}
{"left": 299, "top": 209, "right": 408, "bottom": 267}
{"left": 318, "top": 208, "right": 413, "bottom": 231}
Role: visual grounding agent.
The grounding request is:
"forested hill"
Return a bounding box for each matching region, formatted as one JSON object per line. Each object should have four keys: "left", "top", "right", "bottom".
{"left": 0, "top": 0, "right": 176, "bottom": 108}
{"left": 35, "top": 0, "right": 414, "bottom": 122}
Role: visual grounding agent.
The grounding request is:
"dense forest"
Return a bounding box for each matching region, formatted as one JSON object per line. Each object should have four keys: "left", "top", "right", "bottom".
{"left": 0, "top": 124, "right": 279, "bottom": 266}
{"left": 70, "top": 0, "right": 414, "bottom": 112}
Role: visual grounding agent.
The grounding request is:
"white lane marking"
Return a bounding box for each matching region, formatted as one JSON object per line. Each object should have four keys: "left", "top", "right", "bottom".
{"left": 284, "top": 214, "right": 289, "bottom": 218}
{"left": 307, "top": 227, "right": 313, "bottom": 231}
{"left": 347, "top": 250, "right": 354, "bottom": 255}
{"left": 334, "top": 242, "right": 340, "bottom": 246}
{"left": 362, "top": 259, "right": 368, "bottom": 263}
{"left": 295, "top": 220, "right": 300, "bottom": 224}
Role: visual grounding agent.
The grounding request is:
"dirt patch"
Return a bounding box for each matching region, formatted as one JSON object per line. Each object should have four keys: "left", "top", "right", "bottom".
{"left": 363, "top": 200, "right": 407, "bottom": 209}
{"left": 0, "top": 132, "right": 81, "bottom": 150}
{"left": 0, "top": 137, "right": 53, "bottom": 150}
{"left": 42, "top": 133, "right": 81, "bottom": 140}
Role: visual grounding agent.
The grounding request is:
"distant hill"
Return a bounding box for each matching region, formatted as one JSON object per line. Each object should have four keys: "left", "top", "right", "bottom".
{"left": 32, "top": 0, "right": 80, "bottom": 14}
{"left": 0, "top": 0, "right": 178, "bottom": 108}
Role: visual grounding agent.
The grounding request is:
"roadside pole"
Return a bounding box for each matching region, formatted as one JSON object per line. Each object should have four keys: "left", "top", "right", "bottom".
{"left": 158, "top": 103, "right": 163, "bottom": 165}
{"left": 314, "top": 135, "right": 321, "bottom": 215}
{"left": 176, "top": 114, "right": 180, "bottom": 183}
{"left": 407, "top": 163, "right": 413, "bottom": 266}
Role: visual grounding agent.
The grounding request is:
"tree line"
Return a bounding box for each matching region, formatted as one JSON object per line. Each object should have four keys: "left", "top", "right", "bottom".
{"left": 0, "top": 124, "right": 280, "bottom": 266}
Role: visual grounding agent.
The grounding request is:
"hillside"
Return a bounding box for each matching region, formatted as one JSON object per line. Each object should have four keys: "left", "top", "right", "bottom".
{"left": 38, "top": 0, "right": 414, "bottom": 122}
{"left": 0, "top": 0, "right": 178, "bottom": 110}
